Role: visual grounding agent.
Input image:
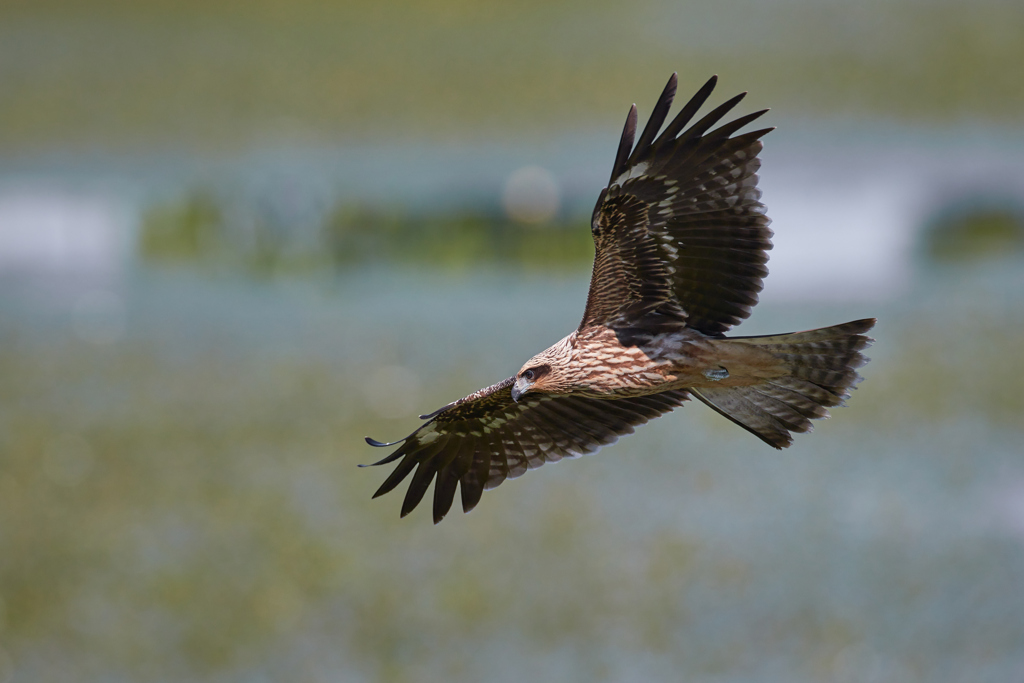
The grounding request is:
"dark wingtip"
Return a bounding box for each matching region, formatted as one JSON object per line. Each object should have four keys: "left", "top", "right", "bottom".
{"left": 627, "top": 104, "right": 638, "bottom": 134}
{"left": 652, "top": 73, "right": 721, "bottom": 149}
{"left": 627, "top": 72, "right": 681, "bottom": 168}
{"left": 359, "top": 437, "right": 391, "bottom": 467}
{"left": 361, "top": 435, "right": 414, "bottom": 467}
{"left": 716, "top": 91, "right": 748, "bottom": 113}
{"left": 360, "top": 451, "right": 404, "bottom": 468}
{"left": 418, "top": 401, "right": 455, "bottom": 420}
{"left": 609, "top": 104, "right": 639, "bottom": 185}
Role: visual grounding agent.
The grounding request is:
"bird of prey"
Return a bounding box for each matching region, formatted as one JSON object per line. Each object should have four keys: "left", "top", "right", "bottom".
{"left": 364, "top": 74, "right": 875, "bottom": 523}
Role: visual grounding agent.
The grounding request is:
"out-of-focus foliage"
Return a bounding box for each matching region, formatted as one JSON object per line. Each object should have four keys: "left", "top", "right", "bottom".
{"left": 139, "top": 192, "right": 224, "bottom": 263}
{"left": 138, "top": 192, "right": 595, "bottom": 274}
{"left": 923, "top": 202, "right": 1024, "bottom": 262}
{"left": 0, "top": 0, "right": 1022, "bottom": 151}
{"left": 324, "top": 206, "right": 594, "bottom": 270}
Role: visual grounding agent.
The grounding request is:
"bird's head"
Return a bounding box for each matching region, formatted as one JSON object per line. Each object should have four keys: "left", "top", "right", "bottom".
{"left": 511, "top": 333, "right": 577, "bottom": 402}
{"left": 511, "top": 363, "right": 552, "bottom": 402}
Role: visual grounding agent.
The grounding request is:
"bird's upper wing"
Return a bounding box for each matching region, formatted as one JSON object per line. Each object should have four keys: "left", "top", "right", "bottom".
{"left": 363, "top": 377, "right": 689, "bottom": 523}
{"left": 580, "top": 74, "right": 775, "bottom": 337}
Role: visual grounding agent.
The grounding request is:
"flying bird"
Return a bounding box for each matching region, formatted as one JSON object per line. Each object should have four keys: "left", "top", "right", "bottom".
{"left": 364, "top": 74, "right": 875, "bottom": 523}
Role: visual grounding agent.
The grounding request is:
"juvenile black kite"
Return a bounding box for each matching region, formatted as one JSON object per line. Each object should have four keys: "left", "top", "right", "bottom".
{"left": 364, "top": 74, "right": 875, "bottom": 523}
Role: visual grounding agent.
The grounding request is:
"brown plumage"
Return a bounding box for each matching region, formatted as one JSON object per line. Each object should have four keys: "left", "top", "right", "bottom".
{"left": 364, "top": 74, "right": 876, "bottom": 523}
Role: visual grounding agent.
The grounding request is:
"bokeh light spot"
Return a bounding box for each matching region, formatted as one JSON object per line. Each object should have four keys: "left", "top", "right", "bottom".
{"left": 502, "top": 166, "right": 560, "bottom": 225}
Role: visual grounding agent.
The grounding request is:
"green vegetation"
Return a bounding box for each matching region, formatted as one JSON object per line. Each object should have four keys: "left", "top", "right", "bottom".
{"left": 139, "top": 192, "right": 224, "bottom": 263}
{"left": 923, "top": 204, "right": 1024, "bottom": 262}
{"left": 323, "top": 205, "right": 595, "bottom": 270}
{"left": 138, "top": 191, "right": 596, "bottom": 274}
{"left": 0, "top": 0, "right": 1021, "bottom": 152}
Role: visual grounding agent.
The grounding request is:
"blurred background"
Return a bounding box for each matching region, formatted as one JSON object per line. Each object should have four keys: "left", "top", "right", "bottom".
{"left": 1, "top": 0, "right": 1023, "bottom": 681}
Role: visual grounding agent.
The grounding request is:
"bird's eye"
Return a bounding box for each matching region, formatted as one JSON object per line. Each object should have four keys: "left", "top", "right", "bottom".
{"left": 523, "top": 369, "right": 535, "bottom": 381}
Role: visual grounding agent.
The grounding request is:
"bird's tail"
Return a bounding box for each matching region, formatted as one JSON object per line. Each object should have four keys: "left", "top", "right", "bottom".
{"left": 690, "top": 318, "right": 876, "bottom": 448}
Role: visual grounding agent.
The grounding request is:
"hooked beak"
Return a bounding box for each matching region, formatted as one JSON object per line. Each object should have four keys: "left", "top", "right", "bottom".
{"left": 511, "top": 376, "right": 532, "bottom": 402}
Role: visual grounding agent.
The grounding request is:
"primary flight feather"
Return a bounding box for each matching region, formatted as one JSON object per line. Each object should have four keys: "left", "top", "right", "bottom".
{"left": 364, "top": 74, "right": 876, "bottom": 523}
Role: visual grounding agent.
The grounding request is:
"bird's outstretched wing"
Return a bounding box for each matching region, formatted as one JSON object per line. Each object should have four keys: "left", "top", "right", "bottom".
{"left": 581, "top": 74, "right": 775, "bottom": 337}
{"left": 364, "top": 378, "right": 689, "bottom": 523}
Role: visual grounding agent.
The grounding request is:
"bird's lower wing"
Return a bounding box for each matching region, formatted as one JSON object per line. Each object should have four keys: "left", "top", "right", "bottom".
{"left": 364, "top": 377, "right": 689, "bottom": 523}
